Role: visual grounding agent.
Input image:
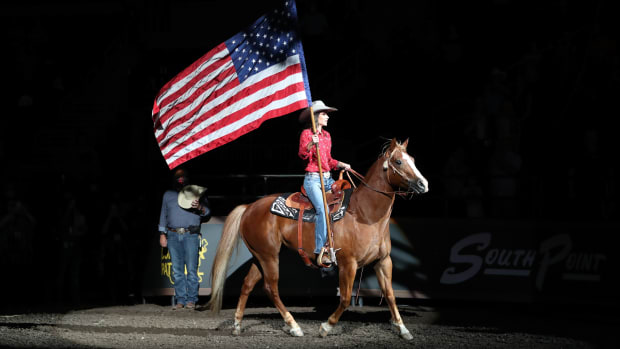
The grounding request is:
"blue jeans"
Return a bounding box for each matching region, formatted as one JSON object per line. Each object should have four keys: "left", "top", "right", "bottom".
{"left": 303, "top": 173, "right": 335, "bottom": 254}
{"left": 166, "top": 231, "right": 200, "bottom": 305}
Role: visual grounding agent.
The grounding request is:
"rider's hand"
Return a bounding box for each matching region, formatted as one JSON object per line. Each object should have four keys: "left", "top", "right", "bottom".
{"left": 311, "top": 134, "right": 319, "bottom": 144}
{"left": 339, "top": 161, "right": 351, "bottom": 170}
{"left": 159, "top": 234, "right": 168, "bottom": 248}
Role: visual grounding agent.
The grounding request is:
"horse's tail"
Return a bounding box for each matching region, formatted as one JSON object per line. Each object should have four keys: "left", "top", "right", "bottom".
{"left": 207, "top": 204, "right": 248, "bottom": 314}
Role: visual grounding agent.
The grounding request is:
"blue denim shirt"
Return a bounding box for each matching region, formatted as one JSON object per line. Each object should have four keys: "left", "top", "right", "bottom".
{"left": 158, "top": 190, "right": 209, "bottom": 233}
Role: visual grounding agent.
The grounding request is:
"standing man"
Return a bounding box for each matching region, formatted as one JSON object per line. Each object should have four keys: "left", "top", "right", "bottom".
{"left": 158, "top": 168, "right": 210, "bottom": 310}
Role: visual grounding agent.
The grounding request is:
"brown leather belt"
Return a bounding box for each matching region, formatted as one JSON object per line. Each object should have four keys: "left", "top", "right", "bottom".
{"left": 167, "top": 227, "right": 197, "bottom": 234}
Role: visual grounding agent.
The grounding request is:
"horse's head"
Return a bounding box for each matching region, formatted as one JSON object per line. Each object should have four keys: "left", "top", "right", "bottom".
{"left": 382, "top": 138, "right": 429, "bottom": 194}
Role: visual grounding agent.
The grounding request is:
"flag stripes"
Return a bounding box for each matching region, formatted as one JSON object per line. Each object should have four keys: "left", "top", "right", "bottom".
{"left": 151, "top": 0, "right": 311, "bottom": 169}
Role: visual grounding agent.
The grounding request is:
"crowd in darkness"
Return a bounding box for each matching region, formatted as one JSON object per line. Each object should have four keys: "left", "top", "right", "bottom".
{"left": 432, "top": 6, "right": 619, "bottom": 221}
{"left": 297, "top": 1, "right": 619, "bottom": 221}
{"left": 0, "top": 179, "right": 151, "bottom": 306}
{"left": 0, "top": 0, "right": 618, "bottom": 306}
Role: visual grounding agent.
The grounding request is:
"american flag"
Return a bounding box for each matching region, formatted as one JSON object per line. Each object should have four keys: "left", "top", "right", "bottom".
{"left": 152, "top": 0, "right": 311, "bottom": 169}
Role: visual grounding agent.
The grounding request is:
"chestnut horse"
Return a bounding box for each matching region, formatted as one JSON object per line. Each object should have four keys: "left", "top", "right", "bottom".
{"left": 207, "top": 138, "right": 429, "bottom": 339}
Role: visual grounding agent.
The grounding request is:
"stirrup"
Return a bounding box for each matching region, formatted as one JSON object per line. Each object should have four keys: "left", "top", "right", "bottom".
{"left": 317, "top": 248, "right": 332, "bottom": 268}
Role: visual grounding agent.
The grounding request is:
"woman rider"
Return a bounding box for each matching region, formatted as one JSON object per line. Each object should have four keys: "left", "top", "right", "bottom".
{"left": 298, "top": 100, "right": 350, "bottom": 266}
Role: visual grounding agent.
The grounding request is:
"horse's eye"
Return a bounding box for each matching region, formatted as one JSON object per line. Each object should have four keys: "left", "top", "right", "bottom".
{"left": 395, "top": 159, "right": 402, "bottom": 166}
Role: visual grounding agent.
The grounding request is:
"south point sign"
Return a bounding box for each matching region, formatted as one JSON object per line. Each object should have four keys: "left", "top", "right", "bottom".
{"left": 440, "top": 233, "right": 607, "bottom": 291}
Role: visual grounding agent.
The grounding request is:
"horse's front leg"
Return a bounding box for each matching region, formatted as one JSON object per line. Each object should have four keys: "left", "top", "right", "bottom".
{"left": 320, "top": 259, "right": 357, "bottom": 337}
{"left": 374, "top": 256, "right": 413, "bottom": 340}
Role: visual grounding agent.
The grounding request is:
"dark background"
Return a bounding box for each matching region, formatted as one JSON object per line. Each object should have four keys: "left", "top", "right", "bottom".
{"left": 0, "top": 0, "right": 618, "bottom": 306}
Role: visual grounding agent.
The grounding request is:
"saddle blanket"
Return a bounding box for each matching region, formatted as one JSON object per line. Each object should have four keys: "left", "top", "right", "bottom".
{"left": 270, "top": 188, "right": 352, "bottom": 223}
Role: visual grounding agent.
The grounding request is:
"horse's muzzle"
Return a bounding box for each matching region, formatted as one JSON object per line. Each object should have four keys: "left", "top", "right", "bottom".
{"left": 409, "top": 179, "right": 428, "bottom": 194}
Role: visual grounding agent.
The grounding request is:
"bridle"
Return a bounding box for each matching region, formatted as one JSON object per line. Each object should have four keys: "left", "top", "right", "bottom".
{"left": 345, "top": 154, "right": 416, "bottom": 198}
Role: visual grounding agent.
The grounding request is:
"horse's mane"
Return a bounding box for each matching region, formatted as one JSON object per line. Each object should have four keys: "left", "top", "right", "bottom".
{"left": 379, "top": 138, "right": 406, "bottom": 158}
{"left": 380, "top": 140, "right": 392, "bottom": 156}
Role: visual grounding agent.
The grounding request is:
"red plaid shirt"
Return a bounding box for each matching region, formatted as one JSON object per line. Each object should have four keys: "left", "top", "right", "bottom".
{"left": 298, "top": 128, "right": 339, "bottom": 172}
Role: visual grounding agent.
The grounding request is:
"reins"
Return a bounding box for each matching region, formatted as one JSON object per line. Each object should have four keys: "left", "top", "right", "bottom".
{"left": 345, "top": 168, "right": 412, "bottom": 198}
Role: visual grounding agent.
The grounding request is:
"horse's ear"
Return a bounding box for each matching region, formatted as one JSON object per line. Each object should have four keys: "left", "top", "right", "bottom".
{"left": 389, "top": 138, "right": 398, "bottom": 151}
{"left": 402, "top": 138, "right": 409, "bottom": 150}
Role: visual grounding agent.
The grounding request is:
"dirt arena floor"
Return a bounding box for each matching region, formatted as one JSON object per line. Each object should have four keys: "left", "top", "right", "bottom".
{"left": 1, "top": 297, "right": 618, "bottom": 348}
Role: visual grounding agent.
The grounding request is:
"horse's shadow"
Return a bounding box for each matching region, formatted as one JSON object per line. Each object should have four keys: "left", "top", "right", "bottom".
{"left": 213, "top": 308, "right": 389, "bottom": 335}
{"left": 213, "top": 299, "right": 424, "bottom": 335}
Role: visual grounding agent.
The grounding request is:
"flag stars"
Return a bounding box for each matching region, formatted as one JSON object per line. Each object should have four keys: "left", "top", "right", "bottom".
{"left": 226, "top": 2, "right": 299, "bottom": 83}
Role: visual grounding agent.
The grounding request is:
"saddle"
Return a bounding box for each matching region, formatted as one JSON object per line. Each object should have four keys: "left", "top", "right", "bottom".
{"left": 269, "top": 179, "right": 352, "bottom": 268}
{"left": 285, "top": 179, "right": 351, "bottom": 213}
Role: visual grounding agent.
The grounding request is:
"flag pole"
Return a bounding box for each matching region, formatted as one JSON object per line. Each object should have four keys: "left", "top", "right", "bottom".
{"left": 309, "top": 106, "right": 337, "bottom": 265}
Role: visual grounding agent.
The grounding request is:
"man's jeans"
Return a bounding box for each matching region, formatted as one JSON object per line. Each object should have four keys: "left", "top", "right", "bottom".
{"left": 303, "top": 172, "right": 335, "bottom": 254}
{"left": 166, "top": 231, "right": 200, "bottom": 305}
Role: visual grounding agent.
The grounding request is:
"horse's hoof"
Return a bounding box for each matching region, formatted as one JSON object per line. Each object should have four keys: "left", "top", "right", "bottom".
{"left": 319, "top": 322, "right": 332, "bottom": 338}
{"left": 289, "top": 326, "right": 304, "bottom": 337}
{"left": 401, "top": 330, "right": 413, "bottom": 340}
{"left": 232, "top": 322, "right": 241, "bottom": 336}
{"left": 391, "top": 321, "right": 413, "bottom": 340}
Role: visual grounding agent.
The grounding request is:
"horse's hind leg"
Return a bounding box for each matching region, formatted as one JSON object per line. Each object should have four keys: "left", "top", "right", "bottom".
{"left": 374, "top": 256, "right": 413, "bottom": 340}
{"left": 232, "top": 262, "right": 263, "bottom": 335}
{"left": 261, "top": 257, "right": 304, "bottom": 337}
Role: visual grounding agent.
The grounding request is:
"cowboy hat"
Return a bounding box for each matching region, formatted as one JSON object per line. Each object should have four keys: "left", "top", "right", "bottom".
{"left": 178, "top": 184, "right": 207, "bottom": 209}
{"left": 298, "top": 100, "right": 338, "bottom": 123}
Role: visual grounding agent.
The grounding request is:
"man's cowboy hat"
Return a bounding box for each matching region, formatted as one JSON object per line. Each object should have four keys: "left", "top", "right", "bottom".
{"left": 178, "top": 185, "right": 207, "bottom": 209}
{"left": 298, "top": 100, "right": 338, "bottom": 123}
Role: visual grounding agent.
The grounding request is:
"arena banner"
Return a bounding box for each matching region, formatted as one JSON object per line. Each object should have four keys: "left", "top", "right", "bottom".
{"left": 360, "top": 218, "right": 617, "bottom": 305}
{"left": 143, "top": 217, "right": 617, "bottom": 305}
